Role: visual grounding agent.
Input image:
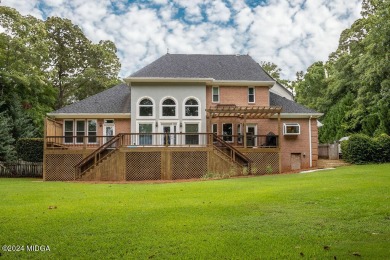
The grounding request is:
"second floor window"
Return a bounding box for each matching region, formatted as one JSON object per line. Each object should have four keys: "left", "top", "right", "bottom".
{"left": 139, "top": 98, "right": 153, "bottom": 116}
{"left": 248, "top": 87, "right": 255, "bottom": 103}
{"left": 185, "top": 99, "right": 199, "bottom": 116}
{"left": 162, "top": 98, "right": 176, "bottom": 117}
{"left": 212, "top": 86, "right": 219, "bottom": 103}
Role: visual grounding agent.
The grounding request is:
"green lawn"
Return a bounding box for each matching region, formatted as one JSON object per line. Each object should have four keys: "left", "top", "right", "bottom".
{"left": 0, "top": 164, "right": 389, "bottom": 259}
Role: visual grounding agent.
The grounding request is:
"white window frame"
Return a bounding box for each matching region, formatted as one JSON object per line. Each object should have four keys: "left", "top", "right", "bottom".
{"left": 136, "top": 121, "right": 156, "bottom": 146}
{"left": 160, "top": 96, "right": 178, "bottom": 119}
{"left": 248, "top": 86, "right": 255, "bottom": 103}
{"left": 237, "top": 123, "right": 243, "bottom": 144}
{"left": 212, "top": 86, "right": 220, "bottom": 103}
{"left": 87, "top": 119, "right": 98, "bottom": 144}
{"left": 183, "top": 97, "right": 201, "bottom": 119}
{"left": 75, "top": 120, "right": 86, "bottom": 144}
{"left": 183, "top": 121, "right": 202, "bottom": 145}
{"left": 137, "top": 96, "right": 155, "bottom": 119}
{"left": 64, "top": 120, "right": 74, "bottom": 144}
{"left": 283, "top": 123, "right": 301, "bottom": 135}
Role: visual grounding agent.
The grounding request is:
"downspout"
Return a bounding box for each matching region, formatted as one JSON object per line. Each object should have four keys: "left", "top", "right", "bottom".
{"left": 309, "top": 116, "right": 312, "bottom": 168}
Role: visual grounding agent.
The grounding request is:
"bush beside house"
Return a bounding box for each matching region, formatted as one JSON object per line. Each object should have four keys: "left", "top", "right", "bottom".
{"left": 16, "top": 138, "right": 44, "bottom": 162}
{"left": 341, "top": 134, "right": 390, "bottom": 164}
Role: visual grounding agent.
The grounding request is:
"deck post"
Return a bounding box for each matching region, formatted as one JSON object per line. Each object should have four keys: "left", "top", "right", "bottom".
{"left": 43, "top": 117, "right": 47, "bottom": 181}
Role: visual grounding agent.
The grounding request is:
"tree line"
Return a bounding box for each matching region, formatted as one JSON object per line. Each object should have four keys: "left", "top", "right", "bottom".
{"left": 0, "top": 6, "right": 121, "bottom": 161}
{"left": 293, "top": 0, "right": 390, "bottom": 143}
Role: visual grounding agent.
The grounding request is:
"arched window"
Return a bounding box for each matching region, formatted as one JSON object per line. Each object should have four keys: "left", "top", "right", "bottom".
{"left": 185, "top": 98, "right": 199, "bottom": 116}
{"left": 162, "top": 98, "right": 176, "bottom": 117}
{"left": 139, "top": 98, "right": 153, "bottom": 116}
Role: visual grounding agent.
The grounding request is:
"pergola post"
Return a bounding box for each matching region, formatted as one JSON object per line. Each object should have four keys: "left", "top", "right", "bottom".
{"left": 243, "top": 113, "right": 247, "bottom": 148}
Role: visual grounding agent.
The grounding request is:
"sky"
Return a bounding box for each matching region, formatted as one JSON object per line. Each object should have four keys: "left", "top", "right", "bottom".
{"left": 1, "top": 0, "right": 362, "bottom": 80}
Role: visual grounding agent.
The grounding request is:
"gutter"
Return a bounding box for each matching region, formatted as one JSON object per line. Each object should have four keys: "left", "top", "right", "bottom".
{"left": 270, "top": 113, "right": 323, "bottom": 119}
{"left": 46, "top": 113, "right": 131, "bottom": 119}
{"left": 125, "top": 77, "right": 275, "bottom": 87}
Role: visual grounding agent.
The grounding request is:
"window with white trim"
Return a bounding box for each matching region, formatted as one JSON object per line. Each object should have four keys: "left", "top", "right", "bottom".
{"left": 139, "top": 98, "right": 153, "bottom": 116}
{"left": 283, "top": 123, "right": 300, "bottom": 135}
{"left": 162, "top": 98, "right": 176, "bottom": 117}
{"left": 212, "top": 86, "right": 219, "bottom": 103}
{"left": 63, "top": 119, "right": 97, "bottom": 144}
{"left": 64, "top": 120, "right": 74, "bottom": 143}
{"left": 87, "top": 120, "right": 97, "bottom": 143}
{"left": 248, "top": 87, "right": 255, "bottom": 103}
{"left": 185, "top": 98, "right": 199, "bottom": 117}
{"left": 185, "top": 123, "right": 199, "bottom": 145}
{"left": 76, "top": 120, "right": 85, "bottom": 143}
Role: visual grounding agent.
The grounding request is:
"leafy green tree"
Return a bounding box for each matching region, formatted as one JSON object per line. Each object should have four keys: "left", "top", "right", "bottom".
{"left": 294, "top": 0, "right": 390, "bottom": 141}
{"left": 0, "top": 6, "right": 122, "bottom": 161}
{"left": 45, "top": 17, "right": 121, "bottom": 109}
{"left": 0, "top": 102, "right": 16, "bottom": 162}
{"left": 295, "top": 61, "right": 328, "bottom": 112}
{"left": 260, "top": 61, "right": 291, "bottom": 88}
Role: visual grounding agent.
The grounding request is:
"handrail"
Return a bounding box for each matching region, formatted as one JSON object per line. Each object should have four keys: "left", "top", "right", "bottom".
{"left": 212, "top": 133, "right": 251, "bottom": 168}
{"left": 74, "top": 134, "right": 123, "bottom": 179}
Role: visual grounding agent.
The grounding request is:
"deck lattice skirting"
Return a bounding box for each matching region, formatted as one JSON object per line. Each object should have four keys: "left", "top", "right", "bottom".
{"left": 44, "top": 147, "right": 280, "bottom": 181}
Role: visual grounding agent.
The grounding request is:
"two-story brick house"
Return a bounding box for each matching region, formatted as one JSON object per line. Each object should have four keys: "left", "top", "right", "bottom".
{"left": 44, "top": 54, "right": 322, "bottom": 181}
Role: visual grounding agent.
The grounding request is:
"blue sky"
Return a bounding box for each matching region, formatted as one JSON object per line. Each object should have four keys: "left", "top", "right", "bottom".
{"left": 1, "top": 0, "right": 362, "bottom": 80}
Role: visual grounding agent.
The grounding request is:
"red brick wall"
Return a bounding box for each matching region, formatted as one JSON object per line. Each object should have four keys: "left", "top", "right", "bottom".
{"left": 206, "top": 86, "right": 269, "bottom": 107}
{"left": 54, "top": 118, "right": 131, "bottom": 136}
{"left": 278, "top": 118, "right": 319, "bottom": 172}
{"left": 207, "top": 117, "right": 319, "bottom": 172}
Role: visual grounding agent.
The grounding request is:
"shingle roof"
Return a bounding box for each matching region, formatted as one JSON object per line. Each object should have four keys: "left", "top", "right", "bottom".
{"left": 270, "top": 92, "right": 319, "bottom": 114}
{"left": 51, "top": 83, "right": 131, "bottom": 114}
{"left": 130, "top": 54, "right": 274, "bottom": 81}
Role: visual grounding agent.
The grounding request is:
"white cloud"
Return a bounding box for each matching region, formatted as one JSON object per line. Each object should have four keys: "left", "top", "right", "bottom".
{"left": 206, "top": 0, "right": 231, "bottom": 23}
{"left": 1, "top": 0, "right": 363, "bottom": 80}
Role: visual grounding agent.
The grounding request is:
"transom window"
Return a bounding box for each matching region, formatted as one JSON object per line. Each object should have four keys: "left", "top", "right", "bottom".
{"left": 139, "top": 98, "right": 153, "bottom": 117}
{"left": 162, "top": 98, "right": 176, "bottom": 117}
{"left": 185, "top": 99, "right": 199, "bottom": 117}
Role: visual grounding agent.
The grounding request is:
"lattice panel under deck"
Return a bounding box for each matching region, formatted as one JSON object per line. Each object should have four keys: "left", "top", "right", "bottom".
{"left": 45, "top": 154, "right": 83, "bottom": 181}
{"left": 245, "top": 152, "right": 279, "bottom": 174}
{"left": 126, "top": 152, "right": 161, "bottom": 181}
{"left": 172, "top": 151, "right": 208, "bottom": 180}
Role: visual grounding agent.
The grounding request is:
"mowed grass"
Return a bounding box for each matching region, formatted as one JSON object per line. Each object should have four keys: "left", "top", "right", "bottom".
{"left": 0, "top": 164, "right": 389, "bottom": 259}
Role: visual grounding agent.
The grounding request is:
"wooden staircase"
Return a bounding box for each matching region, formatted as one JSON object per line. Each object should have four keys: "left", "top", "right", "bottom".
{"left": 74, "top": 134, "right": 123, "bottom": 180}
{"left": 212, "top": 134, "right": 251, "bottom": 171}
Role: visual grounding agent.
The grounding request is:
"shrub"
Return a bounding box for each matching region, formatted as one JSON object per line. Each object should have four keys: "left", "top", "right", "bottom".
{"left": 375, "top": 134, "right": 390, "bottom": 163}
{"left": 16, "top": 138, "right": 44, "bottom": 162}
{"left": 341, "top": 134, "right": 390, "bottom": 164}
{"left": 340, "top": 140, "right": 350, "bottom": 161}
{"left": 342, "top": 134, "right": 377, "bottom": 164}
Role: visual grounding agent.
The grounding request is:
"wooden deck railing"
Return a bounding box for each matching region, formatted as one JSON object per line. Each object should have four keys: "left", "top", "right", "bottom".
{"left": 46, "top": 133, "right": 279, "bottom": 149}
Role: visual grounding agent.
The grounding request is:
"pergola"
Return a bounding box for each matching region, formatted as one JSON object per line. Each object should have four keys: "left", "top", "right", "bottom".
{"left": 206, "top": 105, "right": 282, "bottom": 148}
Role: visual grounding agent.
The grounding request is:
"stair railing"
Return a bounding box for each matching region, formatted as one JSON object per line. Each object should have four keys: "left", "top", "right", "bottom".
{"left": 212, "top": 133, "right": 251, "bottom": 169}
{"left": 74, "top": 134, "right": 123, "bottom": 179}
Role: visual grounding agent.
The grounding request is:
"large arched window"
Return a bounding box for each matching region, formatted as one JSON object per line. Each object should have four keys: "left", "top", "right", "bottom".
{"left": 185, "top": 98, "right": 199, "bottom": 117}
{"left": 139, "top": 98, "right": 153, "bottom": 116}
{"left": 162, "top": 98, "right": 176, "bottom": 117}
